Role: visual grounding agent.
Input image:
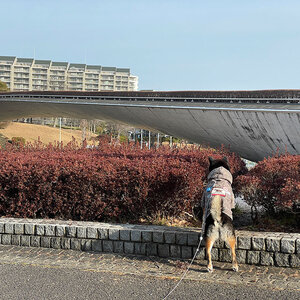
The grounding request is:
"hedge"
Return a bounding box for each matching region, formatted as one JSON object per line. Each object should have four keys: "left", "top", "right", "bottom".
{"left": 0, "top": 140, "right": 246, "bottom": 222}
{"left": 235, "top": 154, "right": 300, "bottom": 215}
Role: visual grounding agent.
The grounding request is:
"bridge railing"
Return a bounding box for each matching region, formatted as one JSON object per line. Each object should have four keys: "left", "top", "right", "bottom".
{"left": 1, "top": 93, "right": 300, "bottom": 104}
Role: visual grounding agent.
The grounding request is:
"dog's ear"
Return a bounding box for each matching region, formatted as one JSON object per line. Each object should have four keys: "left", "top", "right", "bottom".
{"left": 208, "top": 156, "right": 214, "bottom": 165}
{"left": 222, "top": 156, "right": 228, "bottom": 163}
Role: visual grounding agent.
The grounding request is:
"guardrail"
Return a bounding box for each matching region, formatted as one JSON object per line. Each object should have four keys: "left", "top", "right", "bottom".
{"left": 1, "top": 93, "right": 300, "bottom": 104}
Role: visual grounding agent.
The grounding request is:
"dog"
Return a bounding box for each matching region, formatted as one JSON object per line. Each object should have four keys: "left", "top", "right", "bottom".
{"left": 194, "top": 156, "right": 238, "bottom": 272}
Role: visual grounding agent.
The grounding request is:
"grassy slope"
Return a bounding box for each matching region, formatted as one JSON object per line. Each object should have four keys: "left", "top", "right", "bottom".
{"left": 0, "top": 122, "right": 96, "bottom": 145}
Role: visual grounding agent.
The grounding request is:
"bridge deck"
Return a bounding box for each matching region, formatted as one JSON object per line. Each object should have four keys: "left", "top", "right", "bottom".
{"left": 0, "top": 91, "right": 299, "bottom": 161}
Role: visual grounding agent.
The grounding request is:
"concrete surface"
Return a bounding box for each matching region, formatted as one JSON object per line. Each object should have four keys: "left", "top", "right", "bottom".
{"left": 0, "top": 245, "right": 299, "bottom": 300}
{"left": 0, "top": 92, "right": 299, "bottom": 161}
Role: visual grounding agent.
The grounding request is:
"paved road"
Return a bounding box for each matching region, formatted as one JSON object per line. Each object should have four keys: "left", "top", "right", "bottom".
{"left": 0, "top": 245, "right": 298, "bottom": 300}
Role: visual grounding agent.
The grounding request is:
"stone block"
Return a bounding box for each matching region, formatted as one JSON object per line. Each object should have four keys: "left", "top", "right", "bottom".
{"left": 24, "top": 224, "right": 35, "bottom": 235}
{"left": 86, "top": 227, "right": 98, "bottom": 239}
{"left": 70, "top": 239, "right": 81, "bottom": 251}
{"left": 11, "top": 235, "right": 21, "bottom": 246}
{"left": 252, "top": 237, "right": 265, "bottom": 250}
{"left": 4, "top": 223, "right": 14, "bottom": 234}
{"left": 120, "top": 230, "right": 131, "bottom": 241}
{"left": 91, "top": 240, "right": 102, "bottom": 252}
{"left": 102, "top": 240, "right": 113, "bottom": 252}
{"left": 247, "top": 251, "right": 260, "bottom": 265}
{"left": 30, "top": 236, "right": 40, "bottom": 247}
{"left": 45, "top": 225, "right": 56, "bottom": 236}
{"left": 211, "top": 248, "right": 219, "bottom": 261}
{"left": 170, "top": 245, "right": 181, "bottom": 258}
{"left": 182, "top": 246, "right": 192, "bottom": 259}
{"left": 164, "top": 232, "right": 175, "bottom": 244}
{"left": 41, "top": 237, "right": 51, "bottom": 248}
{"left": 237, "top": 236, "right": 251, "bottom": 250}
{"left": 281, "top": 238, "right": 295, "bottom": 254}
{"left": 290, "top": 254, "right": 300, "bottom": 268}
{"left": 51, "top": 237, "right": 61, "bottom": 249}
{"left": 236, "top": 250, "right": 247, "bottom": 264}
{"left": 158, "top": 244, "right": 169, "bottom": 258}
{"left": 153, "top": 231, "right": 164, "bottom": 243}
{"left": 141, "top": 231, "right": 152, "bottom": 243}
{"left": 131, "top": 230, "right": 142, "bottom": 242}
{"left": 113, "top": 241, "right": 124, "bottom": 253}
{"left": 187, "top": 233, "right": 199, "bottom": 246}
{"left": 194, "top": 247, "right": 206, "bottom": 260}
{"left": 20, "top": 235, "right": 30, "bottom": 246}
{"left": 296, "top": 239, "right": 300, "bottom": 254}
{"left": 98, "top": 228, "right": 108, "bottom": 240}
{"left": 61, "top": 238, "right": 71, "bottom": 249}
{"left": 214, "top": 239, "right": 225, "bottom": 248}
{"left": 219, "top": 249, "right": 232, "bottom": 262}
{"left": 134, "top": 243, "right": 146, "bottom": 255}
{"left": 266, "top": 237, "right": 280, "bottom": 252}
{"left": 176, "top": 233, "right": 187, "bottom": 245}
{"left": 2, "top": 234, "right": 11, "bottom": 245}
{"left": 260, "top": 252, "right": 274, "bottom": 266}
{"left": 76, "top": 227, "right": 86, "bottom": 239}
{"left": 108, "top": 228, "right": 119, "bottom": 240}
{"left": 81, "top": 239, "right": 92, "bottom": 251}
{"left": 65, "top": 226, "right": 76, "bottom": 238}
{"left": 14, "top": 224, "right": 24, "bottom": 235}
{"left": 124, "top": 242, "right": 135, "bottom": 254}
{"left": 275, "top": 253, "right": 290, "bottom": 267}
{"left": 0, "top": 223, "right": 4, "bottom": 233}
{"left": 146, "top": 243, "right": 157, "bottom": 256}
{"left": 36, "top": 225, "right": 45, "bottom": 236}
{"left": 56, "top": 225, "right": 66, "bottom": 237}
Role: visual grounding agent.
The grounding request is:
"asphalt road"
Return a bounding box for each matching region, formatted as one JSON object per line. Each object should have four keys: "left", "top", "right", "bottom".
{"left": 0, "top": 262, "right": 298, "bottom": 300}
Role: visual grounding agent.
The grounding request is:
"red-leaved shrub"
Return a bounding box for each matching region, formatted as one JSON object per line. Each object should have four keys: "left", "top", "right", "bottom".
{"left": 235, "top": 154, "right": 300, "bottom": 214}
{"left": 0, "top": 140, "right": 246, "bottom": 223}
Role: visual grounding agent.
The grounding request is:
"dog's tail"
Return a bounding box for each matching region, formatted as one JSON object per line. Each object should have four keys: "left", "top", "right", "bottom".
{"left": 210, "top": 195, "right": 222, "bottom": 223}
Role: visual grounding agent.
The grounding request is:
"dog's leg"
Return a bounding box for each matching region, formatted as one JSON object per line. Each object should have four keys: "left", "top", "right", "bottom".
{"left": 206, "top": 237, "right": 215, "bottom": 272}
{"left": 228, "top": 236, "right": 238, "bottom": 272}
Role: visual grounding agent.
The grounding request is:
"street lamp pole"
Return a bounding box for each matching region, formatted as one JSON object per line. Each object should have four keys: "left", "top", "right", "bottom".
{"left": 59, "top": 117, "right": 62, "bottom": 146}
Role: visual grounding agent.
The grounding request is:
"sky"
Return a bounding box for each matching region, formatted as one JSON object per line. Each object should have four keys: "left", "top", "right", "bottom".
{"left": 1, "top": 0, "right": 300, "bottom": 91}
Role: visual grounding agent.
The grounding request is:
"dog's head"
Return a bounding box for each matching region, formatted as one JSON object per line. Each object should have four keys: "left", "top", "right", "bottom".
{"left": 208, "top": 156, "right": 230, "bottom": 173}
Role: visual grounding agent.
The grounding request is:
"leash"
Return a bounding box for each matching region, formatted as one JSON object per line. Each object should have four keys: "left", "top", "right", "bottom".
{"left": 162, "top": 233, "right": 204, "bottom": 300}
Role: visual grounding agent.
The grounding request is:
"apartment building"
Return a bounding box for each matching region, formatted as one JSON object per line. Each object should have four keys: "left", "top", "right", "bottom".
{"left": 0, "top": 56, "right": 138, "bottom": 91}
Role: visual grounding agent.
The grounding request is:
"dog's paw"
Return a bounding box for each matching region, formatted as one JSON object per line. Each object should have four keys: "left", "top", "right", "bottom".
{"left": 207, "top": 266, "right": 214, "bottom": 273}
{"left": 232, "top": 265, "right": 239, "bottom": 272}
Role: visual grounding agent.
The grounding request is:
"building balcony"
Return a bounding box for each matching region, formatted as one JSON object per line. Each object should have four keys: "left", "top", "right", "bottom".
{"left": 14, "top": 81, "right": 30, "bottom": 84}
{"left": 14, "top": 70, "right": 30, "bottom": 74}
{"left": 32, "top": 77, "right": 47, "bottom": 80}
{"left": 32, "top": 72, "right": 47, "bottom": 75}
{"left": 68, "top": 81, "right": 83, "bottom": 84}
{"left": 32, "top": 84, "right": 47, "bottom": 87}
{"left": 50, "top": 77, "right": 65, "bottom": 81}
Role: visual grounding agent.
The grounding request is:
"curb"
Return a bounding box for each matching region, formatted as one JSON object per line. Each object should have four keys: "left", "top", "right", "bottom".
{"left": 0, "top": 217, "right": 299, "bottom": 268}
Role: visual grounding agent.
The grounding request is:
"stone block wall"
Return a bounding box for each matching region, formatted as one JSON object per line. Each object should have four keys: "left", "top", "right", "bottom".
{"left": 0, "top": 218, "right": 299, "bottom": 268}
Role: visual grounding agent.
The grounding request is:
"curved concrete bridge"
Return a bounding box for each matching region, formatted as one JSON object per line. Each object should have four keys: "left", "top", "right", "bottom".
{"left": 0, "top": 90, "right": 299, "bottom": 161}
